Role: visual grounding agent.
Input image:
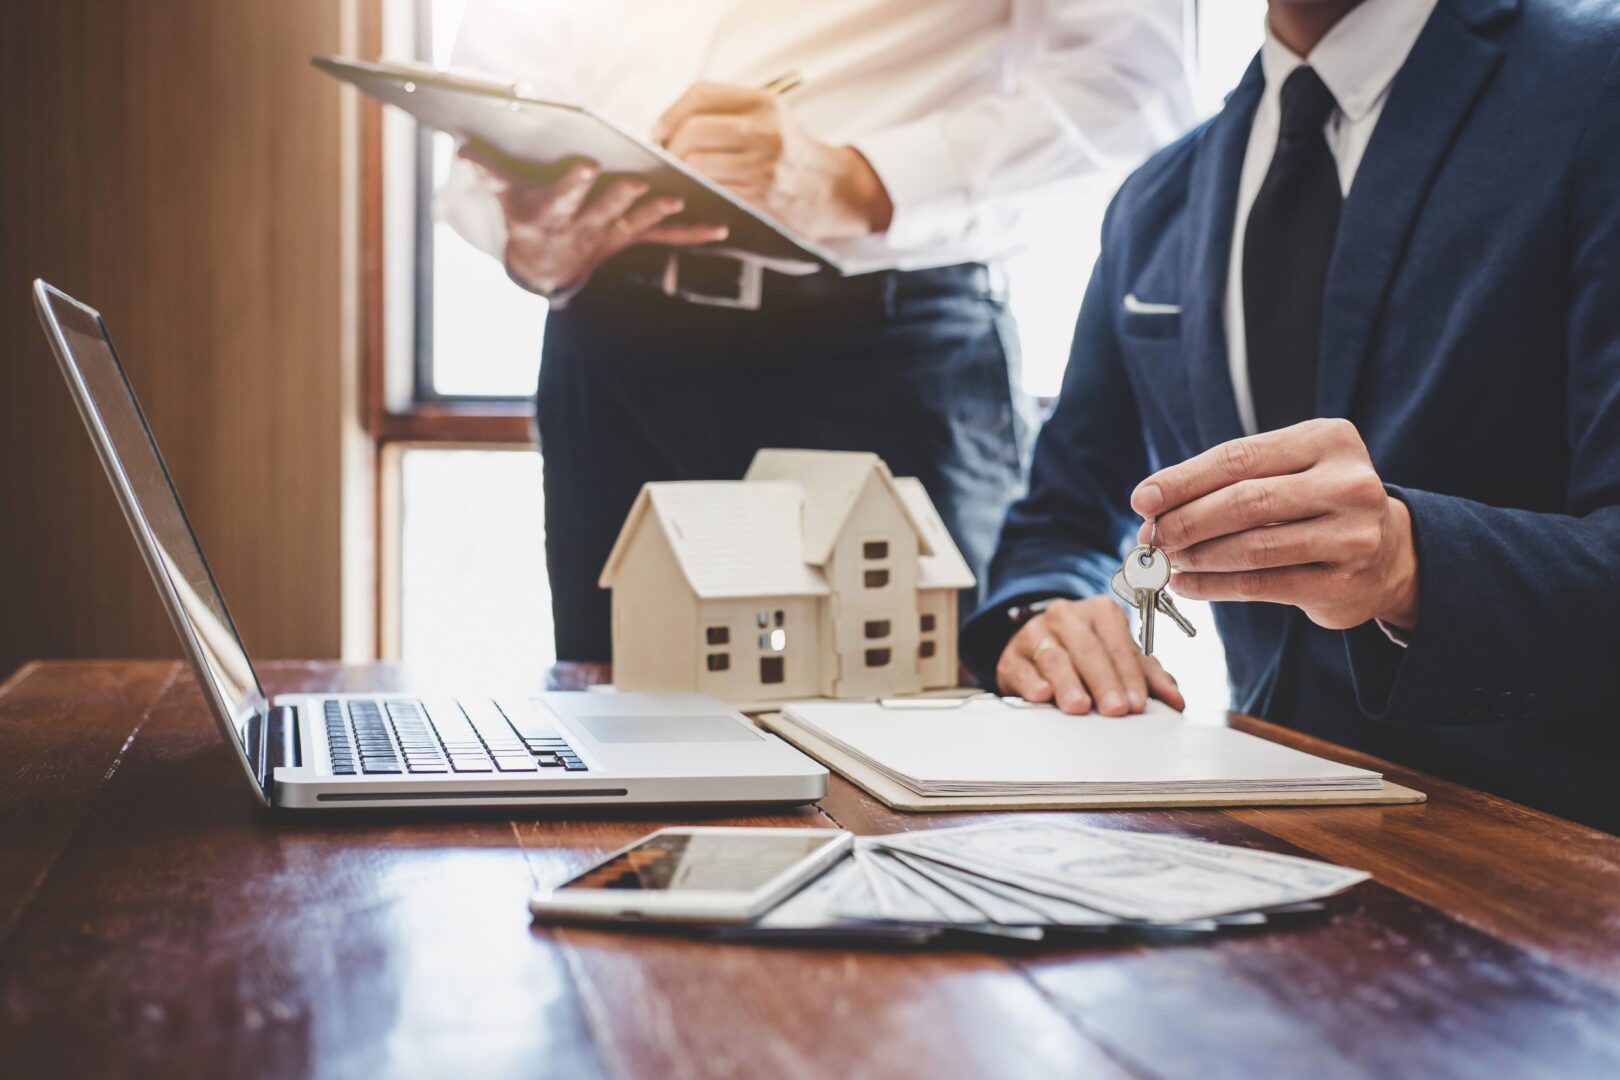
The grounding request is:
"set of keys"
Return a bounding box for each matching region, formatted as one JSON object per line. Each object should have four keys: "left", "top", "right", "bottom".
{"left": 1111, "top": 521, "right": 1195, "bottom": 656}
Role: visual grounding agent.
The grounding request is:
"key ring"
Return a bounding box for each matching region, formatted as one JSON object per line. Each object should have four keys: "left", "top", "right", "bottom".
{"left": 1140, "top": 517, "right": 1161, "bottom": 566}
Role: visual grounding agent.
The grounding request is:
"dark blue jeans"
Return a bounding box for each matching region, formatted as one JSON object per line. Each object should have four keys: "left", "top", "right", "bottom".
{"left": 535, "top": 263, "right": 1032, "bottom": 662}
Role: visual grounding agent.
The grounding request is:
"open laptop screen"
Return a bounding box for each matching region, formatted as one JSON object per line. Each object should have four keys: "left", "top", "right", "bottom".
{"left": 34, "top": 283, "right": 266, "bottom": 750}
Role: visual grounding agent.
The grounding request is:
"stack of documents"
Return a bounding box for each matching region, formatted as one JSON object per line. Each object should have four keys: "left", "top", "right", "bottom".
{"left": 778, "top": 699, "right": 1383, "bottom": 798}
{"left": 730, "top": 820, "right": 1369, "bottom": 943}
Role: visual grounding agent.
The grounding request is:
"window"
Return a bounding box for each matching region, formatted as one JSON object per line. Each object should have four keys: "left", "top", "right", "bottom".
{"left": 774, "top": 610, "right": 785, "bottom": 627}
{"left": 706, "top": 626, "right": 729, "bottom": 645}
{"left": 397, "top": 449, "right": 550, "bottom": 672}
{"left": 920, "top": 613, "right": 936, "bottom": 633}
{"left": 864, "top": 648, "right": 891, "bottom": 668}
{"left": 756, "top": 610, "right": 770, "bottom": 628}
{"left": 707, "top": 653, "right": 730, "bottom": 672}
{"left": 758, "top": 630, "right": 787, "bottom": 652}
{"left": 864, "top": 569, "right": 889, "bottom": 589}
{"left": 863, "top": 541, "right": 889, "bottom": 560}
{"left": 919, "top": 641, "right": 937, "bottom": 659}
{"left": 863, "top": 620, "right": 891, "bottom": 639}
{"left": 759, "top": 656, "right": 785, "bottom": 684}
{"left": 375, "top": 0, "right": 550, "bottom": 668}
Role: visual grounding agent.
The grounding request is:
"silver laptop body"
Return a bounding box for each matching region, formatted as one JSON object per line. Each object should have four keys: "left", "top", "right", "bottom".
{"left": 32, "top": 280, "right": 826, "bottom": 810}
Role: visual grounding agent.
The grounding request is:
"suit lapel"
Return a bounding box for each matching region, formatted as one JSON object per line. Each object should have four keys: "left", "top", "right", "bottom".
{"left": 1183, "top": 59, "right": 1263, "bottom": 451}
{"left": 1316, "top": 3, "right": 1506, "bottom": 421}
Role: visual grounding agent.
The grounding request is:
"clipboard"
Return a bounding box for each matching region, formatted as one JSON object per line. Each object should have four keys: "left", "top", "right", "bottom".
{"left": 757, "top": 710, "right": 1427, "bottom": 812}
{"left": 313, "top": 57, "right": 847, "bottom": 272}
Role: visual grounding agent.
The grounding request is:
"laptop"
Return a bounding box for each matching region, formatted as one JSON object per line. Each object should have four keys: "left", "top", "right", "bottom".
{"left": 32, "top": 280, "right": 828, "bottom": 810}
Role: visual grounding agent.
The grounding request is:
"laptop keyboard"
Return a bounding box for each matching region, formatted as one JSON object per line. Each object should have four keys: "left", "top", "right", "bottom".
{"left": 321, "top": 698, "right": 587, "bottom": 776}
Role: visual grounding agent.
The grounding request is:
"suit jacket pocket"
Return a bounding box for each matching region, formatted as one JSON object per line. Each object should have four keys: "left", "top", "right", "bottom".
{"left": 1121, "top": 310, "right": 1182, "bottom": 340}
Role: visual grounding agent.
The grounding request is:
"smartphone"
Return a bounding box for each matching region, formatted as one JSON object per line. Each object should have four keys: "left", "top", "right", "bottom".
{"left": 529, "top": 826, "right": 852, "bottom": 924}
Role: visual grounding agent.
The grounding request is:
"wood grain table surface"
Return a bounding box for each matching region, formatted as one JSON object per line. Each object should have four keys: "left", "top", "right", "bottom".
{"left": 1, "top": 659, "right": 1617, "bottom": 1080}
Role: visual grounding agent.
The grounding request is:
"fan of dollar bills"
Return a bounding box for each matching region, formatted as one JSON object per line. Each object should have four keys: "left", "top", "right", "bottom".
{"left": 725, "top": 820, "right": 1369, "bottom": 943}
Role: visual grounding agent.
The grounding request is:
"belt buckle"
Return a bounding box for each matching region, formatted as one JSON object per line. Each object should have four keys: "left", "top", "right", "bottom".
{"left": 659, "top": 252, "right": 764, "bottom": 311}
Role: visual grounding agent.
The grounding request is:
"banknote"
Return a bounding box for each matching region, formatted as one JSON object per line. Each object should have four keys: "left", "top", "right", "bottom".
{"left": 885, "top": 850, "right": 1121, "bottom": 929}
{"left": 1109, "top": 830, "right": 1369, "bottom": 896}
{"left": 851, "top": 845, "right": 1044, "bottom": 940}
{"left": 734, "top": 820, "right": 1366, "bottom": 940}
{"left": 880, "top": 819, "right": 1368, "bottom": 924}
{"left": 735, "top": 856, "right": 940, "bottom": 942}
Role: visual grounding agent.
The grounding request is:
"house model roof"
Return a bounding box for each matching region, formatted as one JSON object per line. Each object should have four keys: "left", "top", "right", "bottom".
{"left": 599, "top": 482, "right": 830, "bottom": 599}
{"left": 743, "top": 449, "right": 935, "bottom": 565}
{"left": 893, "top": 477, "right": 976, "bottom": 590}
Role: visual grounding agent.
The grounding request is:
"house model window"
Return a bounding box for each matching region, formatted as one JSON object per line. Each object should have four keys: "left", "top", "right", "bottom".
{"left": 598, "top": 449, "right": 975, "bottom": 706}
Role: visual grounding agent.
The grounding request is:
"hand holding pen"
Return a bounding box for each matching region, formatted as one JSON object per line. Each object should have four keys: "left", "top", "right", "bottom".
{"left": 652, "top": 70, "right": 894, "bottom": 241}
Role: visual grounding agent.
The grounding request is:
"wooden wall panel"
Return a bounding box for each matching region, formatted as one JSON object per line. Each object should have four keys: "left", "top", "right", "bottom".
{"left": 0, "top": 1, "right": 356, "bottom": 677}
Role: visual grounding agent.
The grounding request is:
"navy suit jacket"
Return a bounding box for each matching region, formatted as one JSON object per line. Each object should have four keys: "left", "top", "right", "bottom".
{"left": 963, "top": 0, "right": 1620, "bottom": 832}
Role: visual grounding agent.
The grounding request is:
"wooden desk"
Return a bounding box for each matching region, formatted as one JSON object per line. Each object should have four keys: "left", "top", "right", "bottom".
{"left": 2, "top": 660, "right": 1618, "bottom": 1079}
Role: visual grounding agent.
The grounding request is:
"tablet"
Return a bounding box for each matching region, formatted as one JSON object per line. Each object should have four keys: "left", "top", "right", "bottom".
{"left": 314, "top": 56, "right": 844, "bottom": 272}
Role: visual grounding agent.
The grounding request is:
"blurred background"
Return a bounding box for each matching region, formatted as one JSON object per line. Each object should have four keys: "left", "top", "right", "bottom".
{"left": 0, "top": 0, "right": 1264, "bottom": 711}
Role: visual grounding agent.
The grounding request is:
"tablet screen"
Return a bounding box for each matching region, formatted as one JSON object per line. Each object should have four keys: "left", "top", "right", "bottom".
{"left": 560, "top": 831, "right": 840, "bottom": 893}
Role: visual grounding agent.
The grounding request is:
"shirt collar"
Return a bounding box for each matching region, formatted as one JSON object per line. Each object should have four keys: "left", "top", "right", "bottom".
{"left": 1259, "top": 0, "right": 1440, "bottom": 122}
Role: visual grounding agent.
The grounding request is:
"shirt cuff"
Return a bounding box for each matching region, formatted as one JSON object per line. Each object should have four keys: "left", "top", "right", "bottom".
{"left": 851, "top": 116, "right": 972, "bottom": 251}
{"left": 435, "top": 156, "right": 509, "bottom": 261}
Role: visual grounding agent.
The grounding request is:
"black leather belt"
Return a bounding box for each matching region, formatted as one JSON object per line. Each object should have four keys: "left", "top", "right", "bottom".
{"left": 595, "top": 246, "right": 998, "bottom": 314}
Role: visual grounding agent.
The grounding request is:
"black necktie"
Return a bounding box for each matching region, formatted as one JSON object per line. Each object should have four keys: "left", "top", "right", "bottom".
{"left": 1244, "top": 66, "right": 1342, "bottom": 433}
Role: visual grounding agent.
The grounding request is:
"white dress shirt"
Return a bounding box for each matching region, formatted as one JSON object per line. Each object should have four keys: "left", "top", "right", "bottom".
{"left": 1224, "top": 0, "right": 1438, "bottom": 436}
{"left": 438, "top": 0, "right": 1195, "bottom": 276}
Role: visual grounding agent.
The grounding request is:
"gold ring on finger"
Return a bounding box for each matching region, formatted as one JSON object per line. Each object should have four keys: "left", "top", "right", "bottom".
{"left": 1033, "top": 637, "right": 1058, "bottom": 658}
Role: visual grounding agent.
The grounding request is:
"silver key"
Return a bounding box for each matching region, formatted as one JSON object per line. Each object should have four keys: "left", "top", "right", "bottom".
{"left": 1156, "top": 591, "right": 1197, "bottom": 639}
{"left": 1122, "top": 544, "right": 1170, "bottom": 655}
{"left": 1110, "top": 567, "right": 1136, "bottom": 607}
{"left": 1112, "top": 565, "right": 1155, "bottom": 650}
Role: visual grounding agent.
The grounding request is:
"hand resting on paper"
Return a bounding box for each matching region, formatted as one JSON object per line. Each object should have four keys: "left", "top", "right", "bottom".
{"left": 1131, "top": 419, "right": 1419, "bottom": 632}
{"left": 652, "top": 82, "right": 894, "bottom": 241}
{"left": 996, "top": 597, "right": 1185, "bottom": 717}
{"left": 459, "top": 144, "right": 729, "bottom": 296}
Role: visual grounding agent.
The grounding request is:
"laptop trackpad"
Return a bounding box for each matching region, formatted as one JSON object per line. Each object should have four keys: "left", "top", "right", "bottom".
{"left": 575, "top": 714, "right": 763, "bottom": 744}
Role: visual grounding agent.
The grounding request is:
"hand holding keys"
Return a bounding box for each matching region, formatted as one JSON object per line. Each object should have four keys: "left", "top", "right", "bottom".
{"left": 1111, "top": 521, "right": 1196, "bottom": 657}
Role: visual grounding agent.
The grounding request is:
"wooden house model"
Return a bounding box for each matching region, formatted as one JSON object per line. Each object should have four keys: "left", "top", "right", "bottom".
{"left": 599, "top": 449, "right": 975, "bottom": 705}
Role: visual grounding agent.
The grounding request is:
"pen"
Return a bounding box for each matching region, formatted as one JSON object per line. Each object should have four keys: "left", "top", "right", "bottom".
{"left": 760, "top": 70, "right": 805, "bottom": 96}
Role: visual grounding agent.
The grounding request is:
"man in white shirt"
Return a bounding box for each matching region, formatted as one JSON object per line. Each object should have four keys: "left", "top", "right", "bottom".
{"left": 967, "top": 0, "right": 1620, "bottom": 831}
{"left": 438, "top": 0, "right": 1194, "bottom": 663}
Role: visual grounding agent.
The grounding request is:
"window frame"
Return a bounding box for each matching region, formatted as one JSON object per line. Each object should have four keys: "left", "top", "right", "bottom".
{"left": 406, "top": 0, "right": 540, "bottom": 408}
{"left": 360, "top": 0, "right": 541, "bottom": 658}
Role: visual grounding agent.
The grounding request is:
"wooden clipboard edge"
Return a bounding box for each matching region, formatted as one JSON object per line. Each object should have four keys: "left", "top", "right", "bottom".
{"left": 757, "top": 712, "right": 1427, "bottom": 813}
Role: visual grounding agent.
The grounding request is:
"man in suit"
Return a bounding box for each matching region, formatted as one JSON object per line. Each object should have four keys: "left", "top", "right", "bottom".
{"left": 961, "top": 0, "right": 1620, "bottom": 832}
